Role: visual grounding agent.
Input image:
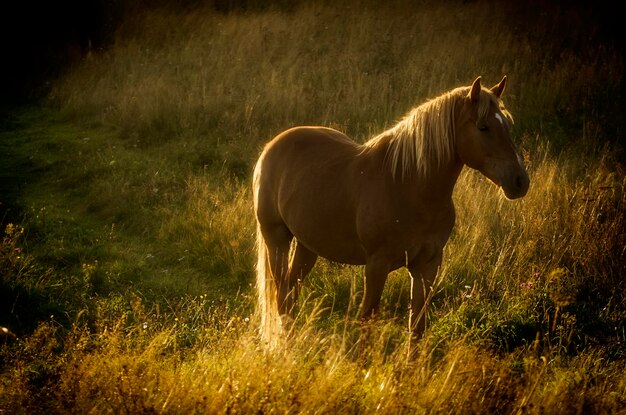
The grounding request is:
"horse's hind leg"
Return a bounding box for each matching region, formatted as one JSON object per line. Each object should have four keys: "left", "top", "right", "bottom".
{"left": 286, "top": 241, "right": 318, "bottom": 313}
{"left": 265, "top": 234, "right": 317, "bottom": 319}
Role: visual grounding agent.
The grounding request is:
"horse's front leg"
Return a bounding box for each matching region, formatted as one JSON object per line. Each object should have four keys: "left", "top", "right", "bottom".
{"left": 359, "top": 254, "right": 390, "bottom": 319}
{"left": 408, "top": 249, "right": 442, "bottom": 338}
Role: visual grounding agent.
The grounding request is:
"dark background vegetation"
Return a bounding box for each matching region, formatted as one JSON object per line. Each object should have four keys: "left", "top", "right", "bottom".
{"left": 1, "top": 0, "right": 301, "bottom": 104}
{"left": 2, "top": 0, "right": 625, "bottom": 109}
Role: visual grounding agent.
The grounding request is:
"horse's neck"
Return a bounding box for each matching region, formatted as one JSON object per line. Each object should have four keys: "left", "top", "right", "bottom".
{"left": 407, "top": 159, "right": 463, "bottom": 202}
{"left": 365, "top": 130, "right": 463, "bottom": 201}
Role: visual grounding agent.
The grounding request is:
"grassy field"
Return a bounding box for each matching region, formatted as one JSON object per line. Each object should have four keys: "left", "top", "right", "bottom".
{"left": 1, "top": 1, "right": 625, "bottom": 413}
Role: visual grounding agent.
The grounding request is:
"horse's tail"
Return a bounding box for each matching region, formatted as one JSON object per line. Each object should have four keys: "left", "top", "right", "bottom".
{"left": 256, "top": 222, "right": 282, "bottom": 346}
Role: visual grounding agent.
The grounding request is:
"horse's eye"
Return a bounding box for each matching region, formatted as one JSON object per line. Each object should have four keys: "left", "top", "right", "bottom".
{"left": 478, "top": 124, "right": 489, "bottom": 132}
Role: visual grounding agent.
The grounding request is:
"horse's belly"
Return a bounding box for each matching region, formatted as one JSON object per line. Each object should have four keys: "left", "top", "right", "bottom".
{"left": 283, "top": 197, "right": 366, "bottom": 265}
{"left": 302, "top": 233, "right": 367, "bottom": 265}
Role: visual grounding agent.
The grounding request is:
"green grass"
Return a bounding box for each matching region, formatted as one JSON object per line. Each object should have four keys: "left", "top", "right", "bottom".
{"left": 1, "top": 1, "right": 625, "bottom": 413}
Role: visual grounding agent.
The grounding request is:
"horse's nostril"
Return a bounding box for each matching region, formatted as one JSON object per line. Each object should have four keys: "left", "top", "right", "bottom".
{"left": 516, "top": 175, "right": 523, "bottom": 189}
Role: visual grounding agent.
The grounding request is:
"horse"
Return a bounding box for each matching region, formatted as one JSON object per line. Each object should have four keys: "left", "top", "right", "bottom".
{"left": 253, "top": 76, "right": 529, "bottom": 344}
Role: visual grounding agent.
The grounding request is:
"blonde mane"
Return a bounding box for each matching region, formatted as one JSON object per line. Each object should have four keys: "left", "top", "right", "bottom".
{"left": 363, "top": 86, "right": 511, "bottom": 180}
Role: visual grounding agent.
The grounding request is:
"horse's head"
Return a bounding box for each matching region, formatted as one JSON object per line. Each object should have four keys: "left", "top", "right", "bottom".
{"left": 456, "top": 76, "right": 530, "bottom": 199}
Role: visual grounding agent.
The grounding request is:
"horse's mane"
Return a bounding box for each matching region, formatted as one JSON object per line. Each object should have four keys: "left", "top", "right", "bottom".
{"left": 363, "top": 86, "right": 511, "bottom": 180}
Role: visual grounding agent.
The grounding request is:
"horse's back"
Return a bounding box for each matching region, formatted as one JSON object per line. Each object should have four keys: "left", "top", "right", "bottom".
{"left": 255, "top": 126, "right": 361, "bottom": 196}
{"left": 262, "top": 126, "right": 359, "bottom": 161}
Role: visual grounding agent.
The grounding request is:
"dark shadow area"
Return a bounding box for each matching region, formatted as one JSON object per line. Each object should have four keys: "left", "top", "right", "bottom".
{"left": 0, "top": 0, "right": 305, "bottom": 108}
{"left": 0, "top": 1, "right": 113, "bottom": 106}
{"left": 0, "top": 282, "right": 67, "bottom": 338}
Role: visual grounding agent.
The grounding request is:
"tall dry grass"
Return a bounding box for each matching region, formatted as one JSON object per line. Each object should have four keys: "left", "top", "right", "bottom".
{"left": 50, "top": 1, "right": 623, "bottom": 151}
{"left": 1, "top": 296, "right": 624, "bottom": 414}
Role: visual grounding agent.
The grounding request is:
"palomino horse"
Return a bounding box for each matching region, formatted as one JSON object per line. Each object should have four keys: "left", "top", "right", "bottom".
{"left": 253, "top": 76, "right": 529, "bottom": 343}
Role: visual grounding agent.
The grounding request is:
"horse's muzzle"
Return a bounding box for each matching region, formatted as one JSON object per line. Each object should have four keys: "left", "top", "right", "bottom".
{"left": 502, "top": 170, "right": 530, "bottom": 199}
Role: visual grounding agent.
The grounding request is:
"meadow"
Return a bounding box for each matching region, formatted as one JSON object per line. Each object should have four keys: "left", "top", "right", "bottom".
{"left": 1, "top": 1, "right": 625, "bottom": 413}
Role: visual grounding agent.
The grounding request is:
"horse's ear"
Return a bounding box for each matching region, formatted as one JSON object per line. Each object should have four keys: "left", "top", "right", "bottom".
{"left": 491, "top": 75, "right": 507, "bottom": 98}
{"left": 469, "top": 76, "right": 481, "bottom": 102}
